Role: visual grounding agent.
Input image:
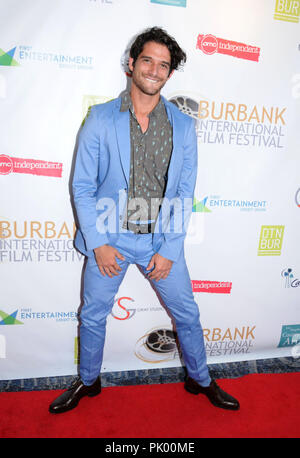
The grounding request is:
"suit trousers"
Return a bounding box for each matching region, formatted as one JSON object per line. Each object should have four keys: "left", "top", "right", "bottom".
{"left": 79, "top": 231, "right": 211, "bottom": 387}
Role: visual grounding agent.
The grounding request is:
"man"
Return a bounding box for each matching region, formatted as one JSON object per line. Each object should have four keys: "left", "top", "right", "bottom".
{"left": 49, "top": 27, "right": 239, "bottom": 413}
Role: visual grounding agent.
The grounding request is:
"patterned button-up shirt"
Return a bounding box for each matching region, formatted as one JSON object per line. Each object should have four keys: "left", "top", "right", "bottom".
{"left": 120, "top": 91, "right": 173, "bottom": 233}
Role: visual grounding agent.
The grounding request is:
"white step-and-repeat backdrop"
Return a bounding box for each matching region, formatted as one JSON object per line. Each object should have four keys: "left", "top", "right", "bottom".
{"left": 1, "top": 0, "right": 300, "bottom": 380}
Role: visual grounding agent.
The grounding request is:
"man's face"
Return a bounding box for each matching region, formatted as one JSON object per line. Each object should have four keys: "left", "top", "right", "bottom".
{"left": 129, "top": 41, "right": 173, "bottom": 96}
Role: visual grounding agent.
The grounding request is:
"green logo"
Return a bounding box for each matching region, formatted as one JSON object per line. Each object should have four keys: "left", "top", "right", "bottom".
{"left": 193, "top": 196, "right": 211, "bottom": 213}
{"left": 258, "top": 225, "right": 284, "bottom": 256}
{"left": 74, "top": 336, "right": 79, "bottom": 364}
{"left": 274, "top": 0, "right": 300, "bottom": 23}
{"left": 0, "top": 309, "right": 23, "bottom": 325}
{"left": 82, "top": 95, "right": 113, "bottom": 121}
{"left": 0, "top": 47, "right": 19, "bottom": 66}
{"left": 278, "top": 324, "right": 300, "bottom": 347}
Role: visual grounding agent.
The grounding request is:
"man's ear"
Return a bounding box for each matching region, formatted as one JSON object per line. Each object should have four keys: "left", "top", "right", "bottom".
{"left": 128, "top": 57, "right": 134, "bottom": 73}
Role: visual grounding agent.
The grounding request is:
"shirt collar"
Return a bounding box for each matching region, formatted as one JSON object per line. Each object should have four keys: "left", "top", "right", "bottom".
{"left": 120, "top": 90, "right": 165, "bottom": 119}
{"left": 120, "top": 90, "right": 134, "bottom": 114}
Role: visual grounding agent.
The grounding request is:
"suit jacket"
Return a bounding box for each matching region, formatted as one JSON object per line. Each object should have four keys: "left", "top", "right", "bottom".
{"left": 72, "top": 95, "right": 198, "bottom": 263}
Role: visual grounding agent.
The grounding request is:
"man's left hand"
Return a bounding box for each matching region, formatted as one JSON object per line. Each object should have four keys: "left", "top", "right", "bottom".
{"left": 146, "top": 253, "right": 173, "bottom": 281}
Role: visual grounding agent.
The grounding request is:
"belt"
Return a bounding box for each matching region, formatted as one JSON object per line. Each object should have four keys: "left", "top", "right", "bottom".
{"left": 126, "top": 221, "right": 154, "bottom": 234}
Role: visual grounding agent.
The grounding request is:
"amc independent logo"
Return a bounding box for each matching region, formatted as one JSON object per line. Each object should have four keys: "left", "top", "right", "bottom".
{"left": 274, "top": 0, "right": 300, "bottom": 23}
{"left": 258, "top": 225, "right": 284, "bottom": 256}
{"left": 191, "top": 280, "right": 232, "bottom": 294}
{"left": 196, "top": 34, "right": 260, "bottom": 62}
{"left": 0, "top": 154, "right": 62, "bottom": 177}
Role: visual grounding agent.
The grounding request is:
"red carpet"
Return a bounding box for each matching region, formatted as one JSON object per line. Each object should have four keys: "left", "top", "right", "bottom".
{"left": 0, "top": 373, "right": 299, "bottom": 438}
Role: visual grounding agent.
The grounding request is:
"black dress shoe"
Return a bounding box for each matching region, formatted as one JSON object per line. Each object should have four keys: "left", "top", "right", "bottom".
{"left": 184, "top": 376, "right": 240, "bottom": 410}
{"left": 49, "top": 376, "right": 101, "bottom": 414}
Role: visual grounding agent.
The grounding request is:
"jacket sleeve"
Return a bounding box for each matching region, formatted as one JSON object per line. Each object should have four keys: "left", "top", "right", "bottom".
{"left": 157, "top": 117, "right": 198, "bottom": 262}
{"left": 72, "top": 106, "right": 109, "bottom": 251}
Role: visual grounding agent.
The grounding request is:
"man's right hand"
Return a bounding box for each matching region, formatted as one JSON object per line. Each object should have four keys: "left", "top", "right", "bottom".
{"left": 94, "top": 245, "right": 125, "bottom": 277}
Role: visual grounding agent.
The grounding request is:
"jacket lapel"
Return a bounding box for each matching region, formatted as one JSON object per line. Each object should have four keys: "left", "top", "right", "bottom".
{"left": 113, "top": 98, "right": 131, "bottom": 186}
{"left": 162, "top": 97, "right": 185, "bottom": 194}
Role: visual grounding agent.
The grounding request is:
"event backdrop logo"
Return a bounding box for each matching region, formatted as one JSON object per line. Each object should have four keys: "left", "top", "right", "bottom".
{"left": 0, "top": 154, "right": 62, "bottom": 177}
{"left": 192, "top": 196, "right": 211, "bottom": 213}
{"left": 274, "top": 0, "right": 300, "bottom": 23}
{"left": 1, "top": 45, "right": 94, "bottom": 70}
{"left": 169, "top": 95, "right": 199, "bottom": 119}
{"left": 169, "top": 94, "right": 286, "bottom": 149}
{"left": 194, "top": 195, "right": 267, "bottom": 213}
{"left": 111, "top": 297, "right": 136, "bottom": 320}
{"left": 278, "top": 325, "right": 300, "bottom": 347}
{"left": 150, "top": 0, "right": 186, "bottom": 6}
{"left": 0, "top": 47, "right": 19, "bottom": 66}
{"left": 196, "top": 34, "right": 260, "bottom": 62}
{"left": 135, "top": 325, "right": 256, "bottom": 361}
{"left": 19, "top": 308, "right": 77, "bottom": 322}
{"left": 204, "top": 325, "right": 256, "bottom": 357}
{"left": 198, "top": 100, "right": 285, "bottom": 147}
{"left": 110, "top": 297, "right": 164, "bottom": 320}
{"left": 192, "top": 280, "right": 232, "bottom": 294}
{"left": 0, "top": 219, "right": 82, "bottom": 263}
{"left": 281, "top": 268, "right": 300, "bottom": 288}
{"left": 0, "top": 309, "right": 23, "bottom": 325}
{"left": 135, "top": 327, "right": 180, "bottom": 363}
{"left": 258, "top": 225, "right": 284, "bottom": 256}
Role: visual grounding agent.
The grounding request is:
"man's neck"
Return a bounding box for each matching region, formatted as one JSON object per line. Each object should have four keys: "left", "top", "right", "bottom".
{"left": 130, "top": 85, "right": 160, "bottom": 117}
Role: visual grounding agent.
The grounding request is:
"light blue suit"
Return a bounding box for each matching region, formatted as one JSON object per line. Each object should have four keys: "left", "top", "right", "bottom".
{"left": 72, "top": 95, "right": 211, "bottom": 386}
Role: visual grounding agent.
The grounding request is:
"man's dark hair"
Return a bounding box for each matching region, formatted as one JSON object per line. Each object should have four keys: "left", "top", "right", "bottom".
{"left": 129, "top": 27, "right": 186, "bottom": 74}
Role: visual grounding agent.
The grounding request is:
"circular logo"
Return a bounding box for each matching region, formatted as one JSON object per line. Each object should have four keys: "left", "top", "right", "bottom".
{"left": 145, "top": 328, "right": 177, "bottom": 353}
{"left": 200, "top": 34, "right": 218, "bottom": 55}
{"left": 111, "top": 296, "right": 135, "bottom": 320}
{"left": 169, "top": 95, "right": 199, "bottom": 119}
{"left": 134, "top": 327, "right": 180, "bottom": 363}
{"left": 295, "top": 188, "right": 300, "bottom": 207}
{"left": 0, "top": 154, "right": 13, "bottom": 175}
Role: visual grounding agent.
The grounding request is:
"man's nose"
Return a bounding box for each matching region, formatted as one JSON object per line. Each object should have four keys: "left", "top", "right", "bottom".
{"left": 148, "top": 62, "right": 159, "bottom": 76}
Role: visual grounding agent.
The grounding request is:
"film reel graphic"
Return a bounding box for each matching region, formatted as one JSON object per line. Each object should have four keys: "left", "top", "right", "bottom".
{"left": 169, "top": 95, "right": 199, "bottom": 120}
{"left": 135, "top": 327, "right": 180, "bottom": 363}
{"left": 145, "top": 328, "right": 177, "bottom": 353}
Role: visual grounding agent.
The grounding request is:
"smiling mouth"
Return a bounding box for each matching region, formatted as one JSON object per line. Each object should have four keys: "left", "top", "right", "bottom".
{"left": 144, "top": 77, "right": 160, "bottom": 83}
